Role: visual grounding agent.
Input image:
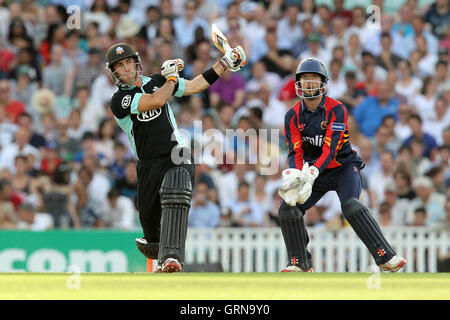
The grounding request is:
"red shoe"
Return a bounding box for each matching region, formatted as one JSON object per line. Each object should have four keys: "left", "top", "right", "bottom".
{"left": 380, "top": 256, "right": 407, "bottom": 272}
{"left": 161, "top": 258, "right": 182, "bottom": 273}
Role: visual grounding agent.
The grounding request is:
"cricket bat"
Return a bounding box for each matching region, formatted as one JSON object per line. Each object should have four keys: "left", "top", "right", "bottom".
{"left": 211, "top": 23, "right": 237, "bottom": 60}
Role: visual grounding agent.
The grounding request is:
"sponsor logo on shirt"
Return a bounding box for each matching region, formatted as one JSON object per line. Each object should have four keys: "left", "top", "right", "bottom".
{"left": 302, "top": 135, "right": 323, "bottom": 146}
{"left": 137, "top": 108, "right": 162, "bottom": 122}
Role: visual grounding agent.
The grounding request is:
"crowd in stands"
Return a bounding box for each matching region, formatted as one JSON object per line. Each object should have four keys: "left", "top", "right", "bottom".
{"left": 0, "top": 0, "right": 448, "bottom": 231}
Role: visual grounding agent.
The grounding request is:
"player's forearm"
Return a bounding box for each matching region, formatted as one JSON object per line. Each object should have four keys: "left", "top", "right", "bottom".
{"left": 137, "top": 80, "right": 176, "bottom": 112}
{"left": 183, "top": 61, "right": 227, "bottom": 95}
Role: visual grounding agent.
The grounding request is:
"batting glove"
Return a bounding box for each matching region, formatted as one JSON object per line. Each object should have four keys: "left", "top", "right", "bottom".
{"left": 161, "top": 58, "right": 184, "bottom": 82}
{"left": 296, "top": 163, "right": 319, "bottom": 204}
{"left": 220, "top": 46, "right": 246, "bottom": 72}
{"left": 278, "top": 168, "right": 304, "bottom": 206}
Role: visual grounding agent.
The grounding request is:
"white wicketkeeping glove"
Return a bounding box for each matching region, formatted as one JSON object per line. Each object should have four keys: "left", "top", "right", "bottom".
{"left": 161, "top": 58, "right": 184, "bottom": 82}
{"left": 296, "top": 163, "right": 319, "bottom": 204}
{"left": 278, "top": 168, "right": 304, "bottom": 206}
{"left": 220, "top": 46, "right": 246, "bottom": 72}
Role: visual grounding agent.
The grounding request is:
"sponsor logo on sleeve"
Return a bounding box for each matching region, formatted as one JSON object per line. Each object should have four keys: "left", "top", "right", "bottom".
{"left": 121, "top": 95, "right": 132, "bottom": 109}
{"left": 331, "top": 122, "right": 346, "bottom": 131}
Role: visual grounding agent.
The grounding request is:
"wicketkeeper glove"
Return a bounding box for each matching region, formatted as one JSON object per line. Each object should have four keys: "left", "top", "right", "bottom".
{"left": 220, "top": 46, "right": 246, "bottom": 72}
{"left": 161, "top": 58, "right": 185, "bottom": 82}
{"left": 278, "top": 168, "right": 304, "bottom": 206}
{"left": 296, "top": 163, "right": 319, "bottom": 204}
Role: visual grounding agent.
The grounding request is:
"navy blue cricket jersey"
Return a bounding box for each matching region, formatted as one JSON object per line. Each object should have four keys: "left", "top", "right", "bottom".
{"left": 284, "top": 95, "right": 360, "bottom": 173}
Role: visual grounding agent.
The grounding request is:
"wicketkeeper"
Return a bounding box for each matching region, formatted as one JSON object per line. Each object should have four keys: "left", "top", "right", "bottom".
{"left": 278, "top": 58, "right": 406, "bottom": 272}
{"left": 106, "top": 42, "right": 246, "bottom": 272}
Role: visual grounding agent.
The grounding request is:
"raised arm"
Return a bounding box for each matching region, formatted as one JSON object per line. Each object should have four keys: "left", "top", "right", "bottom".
{"left": 183, "top": 61, "right": 227, "bottom": 96}
{"left": 161, "top": 46, "right": 247, "bottom": 98}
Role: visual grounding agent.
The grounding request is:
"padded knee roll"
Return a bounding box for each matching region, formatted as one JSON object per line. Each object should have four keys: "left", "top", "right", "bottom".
{"left": 278, "top": 202, "right": 310, "bottom": 270}
{"left": 341, "top": 198, "right": 396, "bottom": 265}
{"left": 158, "top": 166, "right": 193, "bottom": 265}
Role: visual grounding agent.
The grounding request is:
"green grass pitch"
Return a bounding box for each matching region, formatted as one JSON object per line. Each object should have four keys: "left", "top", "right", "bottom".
{"left": 0, "top": 273, "right": 449, "bottom": 300}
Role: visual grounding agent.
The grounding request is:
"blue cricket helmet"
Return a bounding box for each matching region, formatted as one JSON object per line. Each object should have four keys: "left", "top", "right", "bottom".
{"left": 295, "top": 58, "right": 329, "bottom": 99}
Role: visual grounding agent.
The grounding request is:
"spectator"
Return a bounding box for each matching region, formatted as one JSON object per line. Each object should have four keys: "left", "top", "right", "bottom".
{"left": 423, "top": 0, "right": 449, "bottom": 40}
{"left": 173, "top": 0, "right": 209, "bottom": 48}
{"left": 55, "top": 118, "right": 81, "bottom": 162}
{"left": 409, "top": 207, "right": 427, "bottom": 227}
{"left": 381, "top": 115, "right": 403, "bottom": 155}
{"left": 342, "top": 33, "right": 363, "bottom": 76}
{"left": 395, "top": 60, "right": 423, "bottom": 103}
{"left": 12, "top": 64, "right": 39, "bottom": 111}
{"left": 138, "top": 5, "right": 160, "bottom": 43}
{"left": 409, "top": 15, "right": 439, "bottom": 56}
{"left": 382, "top": 183, "right": 411, "bottom": 226}
{"left": 326, "top": 58, "right": 347, "bottom": 99}
{"left": 393, "top": 4, "right": 414, "bottom": 38}
{"left": 376, "top": 201, "right": 392, "bottom": 227}
{"left": 226, "top": 181, "right": 264, "bottom": 227}
{"left": 42, "top": 44, "right": 75, "bottom": 98}
{"left": 403, "top": 113, "right": 438, "bottom": 160}
{"left": 394, "top": 166, "right": 416, "bottom": 201}
{"left": 16, "top": 202, "right": 53, "bottom": 231}
{"left": 0, "top": 128, "right": 40, "bottom": 173}
{"left": 103, "top": 188, "right": 137, "bottom": 230}
{"left": 394, "top": 103, "right": 412, "bottom": 141}
{"left": 345, "top": 6, "right": 371, "bottom": 45}
{"left": 76, "top": 47, "right": 105, "bottom": 88}
{"left": 426, "top": 166, "right": 447, "bottom": 195}
{"left": 213, "top": 1, "right": 247, "bottom": 36}
{"left": 73, "top": 166, "right": 104, "bottom": 228}
{"left": 338, "top": 70, "right": 366, "bottom": 111}
{"left": 375, "top": 32, "right": 403, "bottom": 71}
{"left": 0, "top": 79, "right": 25, "bottom": 124}
{"left": 408, "top": 176, "right": 446, "bottom": 226}
{"left": 250, "top": 174, "right": 271, "bottom": 217}
{"left": 409, "top": 138, "right": 432, "bottom": 177}
{"left": 66, "top": 109, "right": 90, "bottom": 141}
{"left": 188, "top": 181, "right": 221, "bottom": 228}
{"left": 10, "top": 155, "right": 33, "bottom": 197}
{"left": 114, "top": 159, "right": 137, "bottom": 207}
{"left": 276, "top": 4, "right": 302, "bottom": 52}
{"left": 246, "top": 61, "right": 282, "bottom": 99}
{"left": 109, "top": 141, "right": 128, "bottom": 180}
{"left": 291, "top": 18, "right": 315, "bottom": 58}
{"left": 413, "top": 76, "right": 438, "bottom": 123}
{"left": 299, "top": 32, "right": 331, "bottom": 68}
{"left": 95, "top": 118, "right": 116, "bottom": 163}
{"left": 209, "top": 69, "right": 245, "bottom": 110}
{"left": 415, "top": 34, "right": 439, "bottom": 77}
{"left": 435, "top": 60, "right": 448, "bottom": 93}
{"left": 368, "top": 150, "right": 396, "bottom": 207}
{"left": 424, "top": 98, "right": 450, "bottom": 146}
{"left": 353, "top": 81, "right": 400, "bottom": 137}
{"left": 30, "top": 164, "right": 79, "bottom": 228}
{"left": 260, "top": 30, "right": 296, "bottom": 79}
{"left": 17, "top": 112, "right": 46, "bottom": 150}
{"left": 325, "top": 17, "right": 348, "bottom": 54}
{"left": 217, "top": 163, "right": 253, "bottom": 206}
{"left": 330, "top": 0, "right": 352, "bottom": 26}
{"left": 40, "top": 142, "right": 62, "bottom": 176}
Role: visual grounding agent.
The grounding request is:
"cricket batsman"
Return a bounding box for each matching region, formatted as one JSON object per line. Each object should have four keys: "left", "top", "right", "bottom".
{"left": 277, "top": 58, "right": 406, "bottom": 272}
{"left": 106, "top": 42, "right": 246, "bottom": 272}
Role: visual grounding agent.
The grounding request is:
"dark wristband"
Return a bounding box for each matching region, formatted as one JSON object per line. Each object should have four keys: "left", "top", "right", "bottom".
{"left": 202, "top": 67, "right": 220, "bottom": 85}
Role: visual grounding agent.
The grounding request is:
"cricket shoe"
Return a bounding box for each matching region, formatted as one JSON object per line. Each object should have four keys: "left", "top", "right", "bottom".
{"left": 281, "top": 265, "right": 314, "bottom": 272}
{"left": 161, "top": 258, "right": 182, "bottom": 273}
{"left": 380, "top": 255, "right": 407, "bottom": 272}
